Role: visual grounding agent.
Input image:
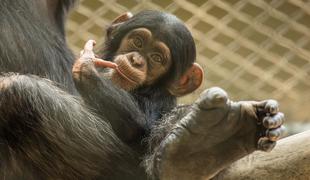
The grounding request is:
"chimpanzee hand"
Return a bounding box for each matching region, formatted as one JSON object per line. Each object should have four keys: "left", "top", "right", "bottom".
{"left": 155, "top": 87, "right": 285, "bottom": 179}
{"left": 189, "top": 87, "right": 285, "bottom": 152}
{"left": 72, "top": 40, "right": 117, "bottom": 84}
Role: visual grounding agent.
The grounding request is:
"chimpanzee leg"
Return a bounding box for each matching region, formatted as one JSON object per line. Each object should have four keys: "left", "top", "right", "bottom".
{"left": 0, "top": 74, "right": 143, "bottom": 180}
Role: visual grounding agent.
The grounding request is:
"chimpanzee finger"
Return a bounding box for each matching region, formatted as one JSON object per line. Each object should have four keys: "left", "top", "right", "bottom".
{"left": 84, "top": 40, "right": 96, "bottom": 51}
{"left": 266, "top": 126, "right": 286, "bottom": 141}
{"left": 263, "top": 112, "right": 285, "bottom": 129}
{"left": 257, "top": 138, "right": 276, "bottom": 152}
{"left": 264, "top": 100, "right": 279, "bottom": 115}
{"left": 93, "top": 58, "right": 118, "bottom": 69}
{"left": 80, "top": 40, "right": 96, "bottom": 59}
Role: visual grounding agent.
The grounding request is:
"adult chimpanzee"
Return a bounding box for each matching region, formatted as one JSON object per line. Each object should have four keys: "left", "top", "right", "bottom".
{"left": 0, "top": 1, "right": 285, "bottom": 180}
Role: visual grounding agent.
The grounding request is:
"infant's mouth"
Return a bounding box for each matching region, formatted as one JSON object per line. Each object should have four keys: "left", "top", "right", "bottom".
{"left": 94, "top": 58, "right": 138, "bottom": 84}
{"left": 115, "top": 66, "right": 138, "bottom": 85}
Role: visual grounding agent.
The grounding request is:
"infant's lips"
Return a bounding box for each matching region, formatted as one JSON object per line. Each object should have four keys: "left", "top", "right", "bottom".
{"left": 115, "top": 66, "right": 138, "bottom": 84}
{"left": 93, "top": 59, "right": 137, "bottom": 84}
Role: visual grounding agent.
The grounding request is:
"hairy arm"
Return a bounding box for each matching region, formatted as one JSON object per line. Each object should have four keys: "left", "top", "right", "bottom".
{"left": 0, "top": 74, "right": 140, "bottom": 179}
{"left": 72, "top": 40, "right": 146, "bottom": 143}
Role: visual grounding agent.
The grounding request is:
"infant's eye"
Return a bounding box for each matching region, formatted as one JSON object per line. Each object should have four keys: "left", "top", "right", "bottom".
{"left": 151, "top": 54, "right": 163, "bottom": 63}
{"left": 133, "top": 36, "right": 143, "bottom": 48}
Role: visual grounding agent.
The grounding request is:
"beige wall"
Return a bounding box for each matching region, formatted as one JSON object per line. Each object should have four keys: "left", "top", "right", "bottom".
{"left": 66, "top": 0, "right": 310, "bottom": 124}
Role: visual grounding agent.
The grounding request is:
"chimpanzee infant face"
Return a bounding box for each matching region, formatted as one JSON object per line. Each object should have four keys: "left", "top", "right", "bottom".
{"left": 74, "top": 12, "right": 203, "bottom": 97}
{"left": 108, "top": 28, "right": 172, "bottom": 91}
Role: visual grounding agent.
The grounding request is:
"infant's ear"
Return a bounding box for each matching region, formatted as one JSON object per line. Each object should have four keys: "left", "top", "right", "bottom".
{"left": 168, "top": 63, "right": 204, "bottom": 97}
{"left": 106, "top": 12, "right": 133, "bottom": 39}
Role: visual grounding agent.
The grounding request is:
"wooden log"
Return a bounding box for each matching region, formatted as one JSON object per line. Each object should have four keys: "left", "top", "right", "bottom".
{"left": 213, "top": 130, "right": 310, "bottom": 180}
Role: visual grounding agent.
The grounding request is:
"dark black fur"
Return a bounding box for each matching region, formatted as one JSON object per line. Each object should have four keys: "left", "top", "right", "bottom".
{"left": 101, "top": 10, "right": 196, "bottom": 127}
{"left": 0, "top": 0, "right": 76, "bottom": 93}
{"left": 0, "top": 0, "right": 143, "bottom": 179}
{"left": 0, "top": 75, "right": 140, "bottom": 179}
{"left": 0, "top": 1, "right": 196, "bottom": 179}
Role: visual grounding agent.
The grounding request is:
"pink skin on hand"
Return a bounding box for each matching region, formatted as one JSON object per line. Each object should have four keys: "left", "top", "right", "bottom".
{"left": 81, "top": 40, "right": 137, "bottom": 84}
{"left": 81, "top": 40, "right": 118, "bottom": 69}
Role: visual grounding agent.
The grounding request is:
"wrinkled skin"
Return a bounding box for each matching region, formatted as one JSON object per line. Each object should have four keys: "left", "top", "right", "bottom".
{"left": 151, "top": 87, "right": 285, "bottom": 180}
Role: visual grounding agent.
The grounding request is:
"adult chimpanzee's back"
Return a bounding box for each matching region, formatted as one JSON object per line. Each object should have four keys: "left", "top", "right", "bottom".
{"left": 0, "top": 0, "right": 76, "bottom": 93}
{"left": 0, "top": 0, "right": 145, "bottom": 179}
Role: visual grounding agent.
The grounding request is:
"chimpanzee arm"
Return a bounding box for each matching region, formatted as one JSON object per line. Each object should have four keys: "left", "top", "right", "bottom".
{"left": 145, "top": 87, "right": 285, "bottom": 180}
{"left": 75, "top": 69, "right": 146, "bottom": 143}
{"left": 72, "top": 50, "right": 147, "bottom": 143}
{"left": 0, "top": 74, "right": 142, "bottom": 179}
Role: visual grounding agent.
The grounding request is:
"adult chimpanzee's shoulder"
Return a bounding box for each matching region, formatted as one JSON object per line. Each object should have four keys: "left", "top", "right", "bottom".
{"left": 0, "top": 0, "right": 76, "bottom": 93}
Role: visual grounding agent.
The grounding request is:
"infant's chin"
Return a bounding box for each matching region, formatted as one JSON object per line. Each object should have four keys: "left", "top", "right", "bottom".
{"left": 110, "top": 70, "right": 140, "bottom": 91}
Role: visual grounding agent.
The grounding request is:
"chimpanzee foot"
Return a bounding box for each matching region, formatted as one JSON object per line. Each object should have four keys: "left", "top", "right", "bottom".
{"left": 155, "top": 87, "right": 285, "bottom": 180}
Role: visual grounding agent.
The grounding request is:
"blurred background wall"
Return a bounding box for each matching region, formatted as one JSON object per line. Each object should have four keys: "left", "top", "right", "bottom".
{"left": 66, "top": 0, "right": 310, "bottom": 134}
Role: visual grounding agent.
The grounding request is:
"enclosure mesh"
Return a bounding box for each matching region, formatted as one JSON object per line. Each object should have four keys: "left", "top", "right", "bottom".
{"left": 66, "top": 0, "right": 310, "bottom": 122}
